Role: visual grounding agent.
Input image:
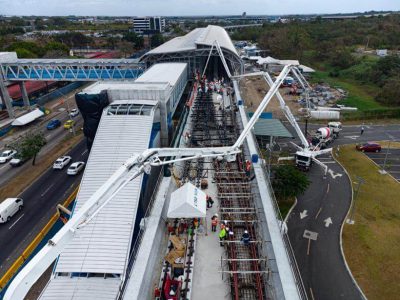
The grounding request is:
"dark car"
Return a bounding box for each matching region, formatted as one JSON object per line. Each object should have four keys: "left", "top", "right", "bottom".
{"left": 9, "top": 154, "right": 29, "bottom": 167}
{"left": 356, "top": 142, "right": 382, "bottom": 152}
{"left": 47, "top": 119, "right": 61, "bottom": 130}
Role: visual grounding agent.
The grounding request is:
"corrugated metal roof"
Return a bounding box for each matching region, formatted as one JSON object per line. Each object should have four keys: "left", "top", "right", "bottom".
{"left": 135, "top": 63, "right": 187, "bottom": 86}
{"left": 53, "top": 107, "right": 154, "bottom": 275}
{"left": 39, "top": 277, "right": 121, "bottom": 300}
{"left": 253, "top": 118, "right": 293, "bottom": 138}
{"left": 145, "top": 25, "right": 238, "bottom": 58}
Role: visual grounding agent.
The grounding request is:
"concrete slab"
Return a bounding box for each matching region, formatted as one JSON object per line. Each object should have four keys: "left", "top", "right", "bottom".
{"left": 191, "top": 159, "right": 230, "bottom": 300}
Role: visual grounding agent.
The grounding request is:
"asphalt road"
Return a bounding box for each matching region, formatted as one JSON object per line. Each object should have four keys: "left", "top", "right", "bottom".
{"left": 278, "top": 123, "right": 400, "bottom": 300}
{"left": 287, "top": 154, "right": 363, "bottom": 300}
{"left": 365, "top": 148, "right": 400, "bottom": 182}
{"left": 0, "top": 109, "right": 83, "bottom": 187}
{"left": 0, "top": 139, "right": 88, "bottom": 275}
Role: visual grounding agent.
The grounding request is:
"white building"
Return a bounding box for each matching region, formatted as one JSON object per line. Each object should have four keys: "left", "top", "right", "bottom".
{"left": 133, "top": 17, "right": 165, "bottom": 35}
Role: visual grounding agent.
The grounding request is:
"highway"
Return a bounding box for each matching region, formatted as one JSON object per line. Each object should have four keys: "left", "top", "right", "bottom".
{"left": 0, "top": 107, "right": 83, "bottom": 187}
{"left": 0, "top": 139, "right": 87, "bottom": 276}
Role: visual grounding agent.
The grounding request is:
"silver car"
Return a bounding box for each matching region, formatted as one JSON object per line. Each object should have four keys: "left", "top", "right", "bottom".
{"left": 53, "top": 156, "right": 72, "bottom": 170}
{"left": 67, "top": 161, "right": 85, "bottom": 175}
{"left": 0, "top": 150, "right": 17, "bottom": 163}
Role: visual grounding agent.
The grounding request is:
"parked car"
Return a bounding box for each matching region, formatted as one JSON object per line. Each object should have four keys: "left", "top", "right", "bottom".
{"left": 46, "top": 119, "right": 61, "bottom": 130}
{"left": 64, "top": 120, "right": 75, "bottom": 129}
{"left": 0, "top": 150, "right": 17, "bottom": 163}
{"left": 9, "top": 154, "right": 28, "bottom": 167}
{"left": 356, "top": 142, "right": 382, "bottom": 152}
{"left": 69, "top": 108, "right": 79, "bottom": 117}
{"left": 67, "top": 161, "right": 85, "bottom": 175}
{"left": 0, "top": 198, "right": 23, "bottom": 223}
{"left": 53, "top": 156, "right": 72, "bottom": 170}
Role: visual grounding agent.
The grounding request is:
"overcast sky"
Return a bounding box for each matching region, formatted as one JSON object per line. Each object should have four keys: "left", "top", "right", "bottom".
{"left": 0, "top": 0, "right": 399, "bottom": 16}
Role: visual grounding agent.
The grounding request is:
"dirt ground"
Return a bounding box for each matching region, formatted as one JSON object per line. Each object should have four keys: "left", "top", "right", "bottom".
{"left": 239, "top": 76, "right": 303, "bottom": 119}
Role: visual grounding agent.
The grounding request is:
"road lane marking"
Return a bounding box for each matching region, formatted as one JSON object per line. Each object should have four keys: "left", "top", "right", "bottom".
{"left": 0, "top": 164, "right": 8, "bottom": 170}
{"left": 307, "top": 239, "right": 311, "bottom": 255}
{"left": 45, "top": 134, "right": 51, "bottom": 139}
{"left": 81, "top": 149, "right": 88, "bottom": 156}
{"left": 309, "top": 287, "right": 315, "bottom": 300}
{"left": 300, "top": 210, "right": 308, "bottom": 219}
{"left": 41, "top": 184, "right": 54, "bottom": 197}
{"left": 326, "top": 183, "right": 330, "bottom": 194}
{"left": 324, "top": 217, "right": 333, "bottom": 228}
{"left": 328, "top": 169, "right": 342, "bottom": 179}
{"left": 315, "top": 207, "right": 322, "bottom": 219}
{"left": 8, "top": 214, "right": 24, "bottom": 230}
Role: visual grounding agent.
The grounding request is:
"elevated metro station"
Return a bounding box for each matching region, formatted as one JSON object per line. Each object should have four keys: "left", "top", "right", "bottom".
{"left": 4, "top": 25, "right": 304, "bottom": 300}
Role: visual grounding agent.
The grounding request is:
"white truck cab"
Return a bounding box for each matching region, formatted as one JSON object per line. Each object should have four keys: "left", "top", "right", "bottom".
{"left": 0, "top": 198, "right": 23, "bottom": 223}
{"left": 328, "top": 122, "right": 342, "bottom": 136}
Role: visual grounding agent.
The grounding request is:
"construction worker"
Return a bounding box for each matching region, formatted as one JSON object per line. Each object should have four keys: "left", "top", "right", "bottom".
{"left": 211, "top": 214, "right": 218, "bottom": 232}
{"left": 241, "top": 230, "right": 250, "bottom": 246}
{"left": 245, "top": 160, "right": 251, "bottom": 177}
{"left": 220, "top": 220, "right": 227, "bottom": 230}
{"left": 206, "top": 195, "right": 214, "bottom": 208}
{"left": 219, "top": 227, "right": 227, "bottom": 246}
{"left": 360, "top": 126, "right": 365, "bottom": 135}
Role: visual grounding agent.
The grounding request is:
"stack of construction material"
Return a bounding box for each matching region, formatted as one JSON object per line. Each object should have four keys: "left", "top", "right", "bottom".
{"left": 165, "top": 236, "right": 186, "bottom": 268}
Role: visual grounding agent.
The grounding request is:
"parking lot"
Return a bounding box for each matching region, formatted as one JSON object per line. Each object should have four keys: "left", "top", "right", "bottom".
{"left": 365, "top": 148, "right": 400, "bottom": 182}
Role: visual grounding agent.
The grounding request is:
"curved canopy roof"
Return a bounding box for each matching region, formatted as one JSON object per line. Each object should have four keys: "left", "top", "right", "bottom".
{"left": 144, "top": 25, "right": 238, "bottom": 59}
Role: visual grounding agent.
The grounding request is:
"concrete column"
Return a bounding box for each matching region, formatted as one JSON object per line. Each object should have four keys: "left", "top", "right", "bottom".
{"left": 159, "top": 96, "right": 169, "bottom": 147}
{"left": 0, "top": 79, "right": 14, "bottom": 118}
{"left": 19, "top": 81, "right": 30, "bottom": 109}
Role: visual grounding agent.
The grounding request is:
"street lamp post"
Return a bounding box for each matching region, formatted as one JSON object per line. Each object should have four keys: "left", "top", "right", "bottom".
{"left": 346, "top": 176, "right": 365, "bottom": 225}
{"left": 379, "top": 141, "right": 391, "bottom": 175}
{"left": 56, "top": 90, "right": 76, "bottom": 136}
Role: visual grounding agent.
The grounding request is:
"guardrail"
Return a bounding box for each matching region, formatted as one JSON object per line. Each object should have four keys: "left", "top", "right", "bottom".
{"left": 0, "top": 186, "right": 79, "bottom": 290}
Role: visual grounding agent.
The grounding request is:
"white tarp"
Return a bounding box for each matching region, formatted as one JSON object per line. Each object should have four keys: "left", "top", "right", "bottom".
{"left": 11, "top": 108, "right": 44, "bottom": 126}
{"left": 167, "top": 182, "right": 206, "bottom": 218}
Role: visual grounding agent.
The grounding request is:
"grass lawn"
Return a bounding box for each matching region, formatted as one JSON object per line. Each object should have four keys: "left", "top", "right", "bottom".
{"left": 334, "top": 144, "right": 400, "bottom": 299}
{"left": 311, "top": 71, "right": 385, "bottom": 111}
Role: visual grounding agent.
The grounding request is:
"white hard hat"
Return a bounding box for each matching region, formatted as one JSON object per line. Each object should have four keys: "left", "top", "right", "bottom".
{"left": 244, "top": 230, "right": 248, "bottom": 234}
{"left": 214, "top": 214, "right": 218, "bottom": 217}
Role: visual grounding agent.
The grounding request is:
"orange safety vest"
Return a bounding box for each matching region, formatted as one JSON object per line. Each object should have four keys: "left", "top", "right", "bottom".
{"left": 246, "top": 160, "right": 251, "bottom": 172}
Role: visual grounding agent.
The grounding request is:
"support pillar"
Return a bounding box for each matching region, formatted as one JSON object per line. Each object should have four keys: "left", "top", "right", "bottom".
{"left": 0, "top": 79, "right": 14, "bottom": 118}
{"left": 159, "top": 99, "right": 169, "bottom": 147}
{"left": 19, "top": 81, "right": 30, "bottom": 109}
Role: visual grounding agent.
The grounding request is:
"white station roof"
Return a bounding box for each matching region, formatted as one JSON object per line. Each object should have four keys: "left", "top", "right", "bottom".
{"left": 145, "top": 25, "right": 238, "bottom": 58}
{"left": 167, "top": 183, "right": 207, "bottom": 218}
{"left": 135, "top": 63, "right": 187, "bottom": 87}
{"left": 11, "top": 108, "right": 44, "bottom": 126}
{"left": 40, "top": 101, "right": 156, "bottom": 300}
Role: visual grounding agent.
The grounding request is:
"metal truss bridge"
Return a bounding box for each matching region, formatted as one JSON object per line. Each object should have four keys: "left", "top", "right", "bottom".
{"left": 1, "top": 58, "right": 144, "bottom": 81}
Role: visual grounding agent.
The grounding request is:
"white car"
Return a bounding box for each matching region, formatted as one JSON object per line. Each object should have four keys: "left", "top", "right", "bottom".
{"left": 67, "top": 161, "right": 85, "bottom": 175}
{"left": 0, "top": 150, "right": 17, "bottom": 163}
{"left": 53, "top": 156, "right": 72, "bottom": 170}
{"left": 0, "top": 198, "right": 23, "bottom": 223}
{"left": 69, "top": 108, "right": 79, "bottom": 117}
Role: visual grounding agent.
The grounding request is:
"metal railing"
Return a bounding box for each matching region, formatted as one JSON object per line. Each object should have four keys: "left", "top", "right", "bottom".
{"left": 252, "top": 131, "right": 308, "bottom": 300}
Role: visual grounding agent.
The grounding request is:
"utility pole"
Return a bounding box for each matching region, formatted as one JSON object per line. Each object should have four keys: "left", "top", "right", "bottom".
{"left": 379, "top": 141, "right": 391, "bottom": 175}
{"left": 346, "top": 176, "right": 365, "bottom": 225}
{"left": 56, "top": 90, "right": 76, "bottom": 136}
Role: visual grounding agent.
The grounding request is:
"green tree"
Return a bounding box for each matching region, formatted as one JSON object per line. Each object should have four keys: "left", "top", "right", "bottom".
{"left": 376, "top": 77, "right": 400, "bottom": 106}
{"left": 150, "top": 33, "right": 164, "bottom": 48}
{"left": 118, "top": 40, "right": 134, "bottom": 58}
{"left": 123, "top": 32, "right": 144, "bottom": 49}
{"left": 272, "top": 165, "right": 310, "bottom": 200}
{"left": 11, "top": 132, "right": 47, "bottom": 166}
{"left": 14, "top": 48, "right": 38, "bottom": 58}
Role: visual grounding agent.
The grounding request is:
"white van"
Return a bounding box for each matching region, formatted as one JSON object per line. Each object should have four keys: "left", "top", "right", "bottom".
{"left": 0, "top": 198, "right": 23, "bottom": 223}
